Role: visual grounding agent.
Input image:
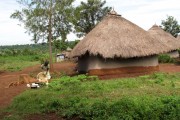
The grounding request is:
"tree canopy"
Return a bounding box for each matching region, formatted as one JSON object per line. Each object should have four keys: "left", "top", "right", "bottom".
{"left": 10, "top": 0, "right": 75, "bottom": 71}
{"left": 72, "top": 0, "right": 111, "bottom": 37}
{"left": 161, "top": 15, "right": 180, "bottom": 37}
{"left": 11, "top": 0, "right": 74, "bottom": 43}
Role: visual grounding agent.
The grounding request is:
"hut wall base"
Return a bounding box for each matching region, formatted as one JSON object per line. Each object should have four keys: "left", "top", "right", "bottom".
{"left": 88, "top": 66, "right": 159, "bottom": 79}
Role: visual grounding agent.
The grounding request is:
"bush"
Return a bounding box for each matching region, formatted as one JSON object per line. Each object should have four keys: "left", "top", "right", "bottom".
{"left": 57, "top": 96, "right": 180, "bottom": 120}
{"left": 174, "top": 57, "right": 180, "bottom": 65}
{"left": 158, "top": 54, "right": 174, "bottom": 63}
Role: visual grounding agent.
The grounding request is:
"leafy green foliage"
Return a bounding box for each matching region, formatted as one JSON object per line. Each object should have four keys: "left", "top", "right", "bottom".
{"left": 0, "top": 49, "right": 36, "bottom": 57}
{"left": 67, "top": 40, "right": 80, "bottom": 49}
{"left": 161, "top": 15, "right": 180, "bottom": 37}
{"left": 53, "top": 39, "right": 69, "bottom": 51}
{"left": 72, "top": 0, "right": 111, "bottom": 37}
{"left": 2, "top": 73, "right": 180, "bottom": 119}
{"left": 0, "top": 43, "right": 49, "bottom": 50}
{"left": 158, "top": 54, "right": 175, "bottom": 63}
{"left": 51, "top": 39, "right": 80, "bottom": 52}
{"left": 10, "top": 0, "right": 75, "bottom": 71}
{"left": 10, "top": 0, "right": 74, "bottom": 43}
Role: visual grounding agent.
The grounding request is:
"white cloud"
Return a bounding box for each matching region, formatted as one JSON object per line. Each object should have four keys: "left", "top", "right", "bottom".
{"left": 0, "top": 0, "right": 180, "bottom": 45}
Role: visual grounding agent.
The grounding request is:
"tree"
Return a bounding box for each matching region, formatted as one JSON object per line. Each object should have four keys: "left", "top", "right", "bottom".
{"left": 10, "top": 0, "right": 74, "bottom": 71}
{"left": 72, "top": 0, "right": 111, "bottom": 37}
{"left": 68, "top": 40, "right": 80, "bottom": 49}
{"left": 54, "top": 39, "right": 68, "bottom": 51}
{"left": 161, "top": 15, "right": 180, "bottom": 37}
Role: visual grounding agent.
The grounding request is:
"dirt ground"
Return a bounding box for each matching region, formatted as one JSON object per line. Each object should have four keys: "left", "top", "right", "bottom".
{"left": 0, "top": 61, "right": 76, "bottom": 109}
{"left": 0, "top": 62, "right": 180, "bottom": 109}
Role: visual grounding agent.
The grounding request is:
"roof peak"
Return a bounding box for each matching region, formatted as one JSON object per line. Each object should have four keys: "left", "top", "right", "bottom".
{"left": 108, "top": 8, "right": 121, "bottom": 16}
{"left": 152, "top": 24, "right": 159, "bottom": 27}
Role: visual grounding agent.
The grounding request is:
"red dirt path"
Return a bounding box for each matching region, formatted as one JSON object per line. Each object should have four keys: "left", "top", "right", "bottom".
{"left": 0, "top": 61, "right": 76, "bottom": 109}
{"left": 0, "top": 62, "right": 180, "bottom": 109}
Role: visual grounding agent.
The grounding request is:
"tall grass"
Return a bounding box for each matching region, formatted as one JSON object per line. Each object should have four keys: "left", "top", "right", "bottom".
{"left": 2, "top": 73, "right": 180, "bottom": 119}
{"left": 0, "top": 54, "right": 48, "bottom": 72}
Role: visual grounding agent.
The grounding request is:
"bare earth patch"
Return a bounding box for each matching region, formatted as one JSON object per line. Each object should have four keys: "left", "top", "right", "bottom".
{"left": 0, "top": 61, "right": 76, "bottom": 108}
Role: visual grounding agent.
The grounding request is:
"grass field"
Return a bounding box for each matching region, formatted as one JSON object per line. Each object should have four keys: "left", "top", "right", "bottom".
{"left": 0, "top": 55, "right": 47, "bottom": 72}
{"left": 2, "top": 73, "right": 180, "bottom": 120}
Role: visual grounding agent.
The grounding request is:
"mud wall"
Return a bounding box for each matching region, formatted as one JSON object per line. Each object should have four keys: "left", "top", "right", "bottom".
{"left": 78, "top": 55, "right": 158, "bottom": 73}
{"left": 88, "top": 55, "right": 158, "bottom": 70}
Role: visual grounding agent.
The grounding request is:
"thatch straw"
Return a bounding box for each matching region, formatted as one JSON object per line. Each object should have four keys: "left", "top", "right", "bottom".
{"left": 70, "top": 12, "right": 175, "bottom": 58}
{"left": 177, "top": 35, "right": 180, "bottom": 41}
{"left": 148, "top": 24, "right": 180, "bottom": 51}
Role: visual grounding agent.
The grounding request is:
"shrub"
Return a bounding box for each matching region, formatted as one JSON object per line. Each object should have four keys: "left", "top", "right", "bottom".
{"left": 174, "top": 57, "right": 180, "bottom": 65}
{"left": 158, "top": 54, "right": 174, "bottom": 63}
{"left": 60, "top": 96, "right": 180, "bottom": 120}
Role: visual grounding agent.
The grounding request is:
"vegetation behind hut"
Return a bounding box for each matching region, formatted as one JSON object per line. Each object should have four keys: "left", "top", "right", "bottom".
{"left": 161, "top": 15, "right": 180, "bottom": 37}
{"left": 72, "top": 0, "right": 111, "bottom": 37}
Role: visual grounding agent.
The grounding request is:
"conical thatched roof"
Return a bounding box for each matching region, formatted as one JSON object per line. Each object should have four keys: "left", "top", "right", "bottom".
{"left": 70, "top": 12, "right": 174, "bottom": 58}
{"left": 148, "top": 24, "right": 180, "bottom": 51}
{"left": 177, "top": 35, "right": 180, "bottom": 41}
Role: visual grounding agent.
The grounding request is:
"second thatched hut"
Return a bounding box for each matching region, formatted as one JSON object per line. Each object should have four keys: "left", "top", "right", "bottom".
{"left": 70, "top": 11, "right": 174, "bottom": 77}
{"left": 148, "top": 24, "right": 180, "bottom": 58}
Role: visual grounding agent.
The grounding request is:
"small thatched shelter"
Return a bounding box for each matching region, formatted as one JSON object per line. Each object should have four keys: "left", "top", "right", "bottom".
{"left": 56, "top": 47, "right": 73, "bottom": 62}
{"left": 148, "top": 25, "right": 180, "bottom": 58}
{"left": 70, "top": 11, "right": 174, "bottom": 77}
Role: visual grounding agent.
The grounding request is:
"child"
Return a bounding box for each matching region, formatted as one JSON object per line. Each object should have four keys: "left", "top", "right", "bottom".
{"left": 41, "top": 59, "right": 50, "bottom": 73}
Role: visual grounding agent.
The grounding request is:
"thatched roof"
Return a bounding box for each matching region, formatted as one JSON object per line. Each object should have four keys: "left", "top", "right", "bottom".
{"left": 66, "top": 47, "right": 72, "bottom": 51}
{"left": 177, "top": 35, "right": 180, "bottom": 41}
{"left": 148, "top": 24, "right": 180, "bottom": 51}
{"left": 70, "top": 11, "right": 174, "bottom": 58}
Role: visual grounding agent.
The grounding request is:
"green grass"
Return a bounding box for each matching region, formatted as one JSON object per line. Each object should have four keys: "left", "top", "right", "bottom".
{"left": 2, "top": 73, "right": 180, "bottom": 120}
{"left": 0, "top": 55, "right": 43, "bottom": 72}
{"left": 158, "top": 54, "right": 175, "bottom": 63}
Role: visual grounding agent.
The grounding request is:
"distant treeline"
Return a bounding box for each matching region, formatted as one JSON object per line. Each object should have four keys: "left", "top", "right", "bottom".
{"left": 0, "top": 40, "right": 79, "bottom": 56}
{"left": 0, "top": 43, "right": 48, "bottom": 50}
{"left": 0, "top": 43, "right": 48, "bottom": 56}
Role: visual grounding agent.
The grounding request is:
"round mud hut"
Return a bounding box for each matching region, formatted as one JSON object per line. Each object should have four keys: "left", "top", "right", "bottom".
{"left": 70, "top": 11, "right": 174, "bottom": 78}
{"left": 148, "top": 24, "right": 180, "bottom": 58}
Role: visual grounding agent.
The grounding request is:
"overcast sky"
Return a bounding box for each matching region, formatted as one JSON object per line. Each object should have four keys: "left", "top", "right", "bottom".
{"left": 0, "top": 0, "right": 180, "bottom": 46}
